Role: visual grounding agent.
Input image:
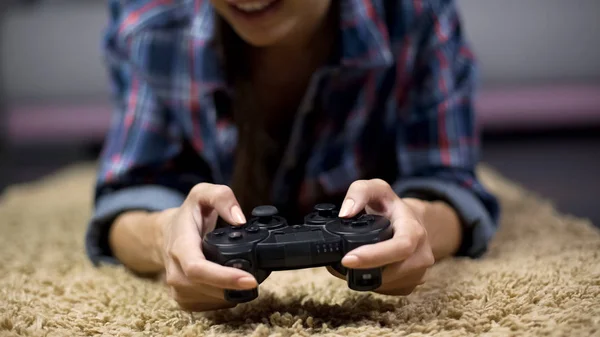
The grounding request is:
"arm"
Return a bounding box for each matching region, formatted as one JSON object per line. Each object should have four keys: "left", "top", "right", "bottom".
{"left": 330, "top": 1, "right": 499, "bottom": 294}
{"left": 86, "top": 0, "right": 207, "bottom": 270}
{"left": 108, "top": 209, "right": 175, "bottom": 274}
{"left": 392, "top": 0, "right": 500, "bottom": 259}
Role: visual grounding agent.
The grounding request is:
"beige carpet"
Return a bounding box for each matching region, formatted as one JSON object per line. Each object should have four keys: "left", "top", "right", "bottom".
{"left": 0, "top": 164, "right": 599, "bottom": 337}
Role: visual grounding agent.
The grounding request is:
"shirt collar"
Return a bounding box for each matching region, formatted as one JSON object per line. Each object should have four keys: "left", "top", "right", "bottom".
{"left": 337, "top": 0, "right": 394, "bottom": 69}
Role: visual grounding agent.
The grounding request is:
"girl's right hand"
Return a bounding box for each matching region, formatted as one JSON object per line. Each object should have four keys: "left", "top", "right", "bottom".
{"left": 159, "top": 183, "right": 257, "bottom": 311}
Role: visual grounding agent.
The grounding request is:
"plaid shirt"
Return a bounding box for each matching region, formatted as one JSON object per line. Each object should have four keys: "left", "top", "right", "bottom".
{"left": 86, "top": 0, "right": 500, "bottom": 265}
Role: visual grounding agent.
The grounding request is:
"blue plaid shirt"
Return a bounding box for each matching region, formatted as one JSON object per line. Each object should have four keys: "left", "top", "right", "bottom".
{"left": 86, "top": 0, "right": 500, "bottom": 265}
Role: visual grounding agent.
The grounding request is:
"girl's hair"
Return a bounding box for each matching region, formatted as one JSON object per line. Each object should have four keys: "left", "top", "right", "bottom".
{"left": 214, "top": 17, "right": 281, "bottom": 217}
{"left": 213, "top": 4, "right": 341, "bottom": 218}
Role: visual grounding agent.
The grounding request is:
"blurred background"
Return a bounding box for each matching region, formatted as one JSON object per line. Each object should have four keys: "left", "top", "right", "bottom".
{"left": 1, "top": 0, "right": 599, "bottom": 226}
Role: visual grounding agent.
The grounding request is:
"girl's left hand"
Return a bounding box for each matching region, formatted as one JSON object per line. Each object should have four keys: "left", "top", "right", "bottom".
{"left": 326, "top": 179, "right": 435, "bottom": 296}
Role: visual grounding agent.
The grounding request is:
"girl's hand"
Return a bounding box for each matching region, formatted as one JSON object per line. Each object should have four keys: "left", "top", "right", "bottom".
{"left": 159, "top": 183, "right": 257, "bottom": 311}
{"left": 326, "top": 179, "right": 435, "bottom": 296}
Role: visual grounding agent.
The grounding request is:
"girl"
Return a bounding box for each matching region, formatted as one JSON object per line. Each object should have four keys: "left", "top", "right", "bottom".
{"left": 86, "top": 0, "right": 500, "bottom": 312}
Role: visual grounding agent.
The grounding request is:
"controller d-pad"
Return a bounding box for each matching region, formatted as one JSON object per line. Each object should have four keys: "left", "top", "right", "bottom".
{"left": 228, "top": 232, "right": 243, "bottom": 240}
{"left": 245, "top": 226, "right": 259, "bottom": 233}
{"left": 359, "top": 214, "right": 375, "bottom": 222}
{"left": 351, "top": 220, "right": 368, "bottom": 227}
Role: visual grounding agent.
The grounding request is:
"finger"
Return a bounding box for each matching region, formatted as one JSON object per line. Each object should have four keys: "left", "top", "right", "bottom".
{"left": 376, "top": 268, "right": 426, "bottom": 296}
{"left": 170, "top": 285, "right": 227, "bottom": 303}
{"left": 341, "top": 235, "right": 418, "bottom": 269}
{"left": 341, "top": 217, "right": 424, "bottom": 269}
{"left": 175, "top": 255, "right": 257, "bottom": 290}
{"left": 375, "top": 285, "right": 419, "bottom": 296}
{"left": 168, "top": 234, "right": 257, "bottom": 290}
{"left": 166, "top": 261, "right": 228, "bottom": 301}
{"left": 338, "top": 179, "right": 398, "bottom": 218}
{"left": 381, "top": 249, "right": 434, "bottom": 284}
{"left": 189, "top": 183, "right": 246, "bottom": 225}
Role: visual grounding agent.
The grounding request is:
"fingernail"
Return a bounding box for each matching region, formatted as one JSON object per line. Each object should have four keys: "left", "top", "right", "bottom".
{"left": 231, "top": 205, "right": 246, "bottom": 224}
{"left": 339, "top": 198, "right": 355, "bottom": 217}
{"left": 238, "top": 276, "right": 257, "bottom": 289}
{"left": 341, "top": 254, "right": 359, "bottom": 267}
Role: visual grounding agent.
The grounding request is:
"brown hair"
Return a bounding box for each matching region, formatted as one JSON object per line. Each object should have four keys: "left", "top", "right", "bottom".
{"left": 213, "top": 5, "right": 340, "bottom": 218}
{"left": 214, "top": 18, "right": 281, "bottom": 216}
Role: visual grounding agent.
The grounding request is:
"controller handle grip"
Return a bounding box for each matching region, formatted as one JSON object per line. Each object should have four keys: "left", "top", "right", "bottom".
{"left": 225, "top": 289, "right": 259, "bottom": 303}
{"left": 223, "top": 267, "right": 270, "bottom": 303}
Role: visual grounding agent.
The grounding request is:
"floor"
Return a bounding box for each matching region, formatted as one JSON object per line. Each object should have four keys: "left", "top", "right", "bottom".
{"left": 1, "top": 132, "right": 599, "bottom": 228}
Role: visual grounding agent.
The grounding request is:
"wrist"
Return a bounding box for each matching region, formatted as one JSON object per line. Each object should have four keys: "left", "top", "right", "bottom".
{"left": 149, "top": 208, "right": 178, "bottom": 267}
{"left": 401, "top": 198, "right": 462, "bottom": 260}
{"left": 109, "top": 208, "right": 178, "bottom": 274}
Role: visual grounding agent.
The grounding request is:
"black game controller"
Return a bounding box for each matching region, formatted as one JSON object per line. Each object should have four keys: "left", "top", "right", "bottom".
{"left": 202, "top": 204, "right": 393, "bottom": 303}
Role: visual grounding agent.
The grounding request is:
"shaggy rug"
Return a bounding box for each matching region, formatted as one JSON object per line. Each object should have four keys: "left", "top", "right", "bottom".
{"left": 0, "top": 164, "right": 599, "bottom": 337}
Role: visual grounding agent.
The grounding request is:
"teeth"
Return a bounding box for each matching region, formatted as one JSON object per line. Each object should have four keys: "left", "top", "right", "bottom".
{"left": 234, "top": 1, "right": 273, "bottom": 12}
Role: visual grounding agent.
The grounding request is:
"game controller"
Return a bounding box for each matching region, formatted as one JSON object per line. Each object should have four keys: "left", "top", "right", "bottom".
{"left": 202, "top": 203, "right": 393, "bottom": 303}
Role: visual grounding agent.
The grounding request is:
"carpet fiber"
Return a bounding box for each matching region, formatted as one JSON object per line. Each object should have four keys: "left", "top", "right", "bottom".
{"left": 1, "top": 164, "right": 599, "bottom": 336}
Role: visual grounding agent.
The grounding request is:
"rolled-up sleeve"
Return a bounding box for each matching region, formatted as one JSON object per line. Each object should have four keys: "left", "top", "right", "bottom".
{"left": 392, "top": 0, "right": 500, "bottom": 258}
{"left": 86, "top": 0, "right": 208, "bottom": 266}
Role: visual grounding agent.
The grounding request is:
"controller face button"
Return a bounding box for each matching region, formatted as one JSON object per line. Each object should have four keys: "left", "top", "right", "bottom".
{"left": 245, "top": 226, "right": 260, "bottom": 233}
{"left": 228, "top": 232, "right": 243, "bottom": 240}
{"left": 230, "top": 225, "right": 243, "bottom": 230}
{"left": 213, "top": 229, "right": 226, "bottom": 236}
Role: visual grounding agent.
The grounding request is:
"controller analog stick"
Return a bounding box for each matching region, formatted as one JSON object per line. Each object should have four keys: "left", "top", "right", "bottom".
{"left": 252, "top": 205, "right": 279, "bottom": 225}
{"left": 314, "top": 203, "right": 336, "bottom": 217}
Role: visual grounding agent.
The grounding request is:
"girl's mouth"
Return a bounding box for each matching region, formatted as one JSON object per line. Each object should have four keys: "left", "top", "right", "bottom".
{"left": 226, "top": 0, "right": 283, "bottom": 19}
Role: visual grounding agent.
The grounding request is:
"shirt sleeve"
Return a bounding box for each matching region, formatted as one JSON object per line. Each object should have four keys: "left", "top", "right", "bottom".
{"left": 85, "top": 0, "right": 210, "bottom": 266}
{"left": 392, "top": 0, "right": 500, "bottom": 258}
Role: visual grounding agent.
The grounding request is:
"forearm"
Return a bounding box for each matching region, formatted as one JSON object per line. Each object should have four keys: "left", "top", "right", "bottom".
{"left": 108, "top": 208, "right": 176, "bottom": 274}
{"left": 402, "top": 198, "right": 462, "bottom": 261}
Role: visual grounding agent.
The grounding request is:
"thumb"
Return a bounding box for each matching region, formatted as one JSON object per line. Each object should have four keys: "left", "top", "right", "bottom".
{"left": 338, "top": 179, "right": 397, "bottom": 218}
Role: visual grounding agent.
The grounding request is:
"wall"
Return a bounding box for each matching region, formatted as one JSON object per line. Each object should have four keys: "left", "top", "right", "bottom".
{"left": 458, "top": 0, "right": 600, "bottom": 85}
{"left": 1, "top": 0, "right": 599, "bottom": 143}
{"left": 2, "top": 0, "right": 599, "bottom": 103}
{"left": 1, "top": 1, "right": 109, "bottom": 102}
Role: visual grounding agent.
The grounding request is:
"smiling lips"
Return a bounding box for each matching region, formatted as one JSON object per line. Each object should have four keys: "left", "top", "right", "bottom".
{"left": 226, "top": 0, "right": 279, "bottom": 13}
